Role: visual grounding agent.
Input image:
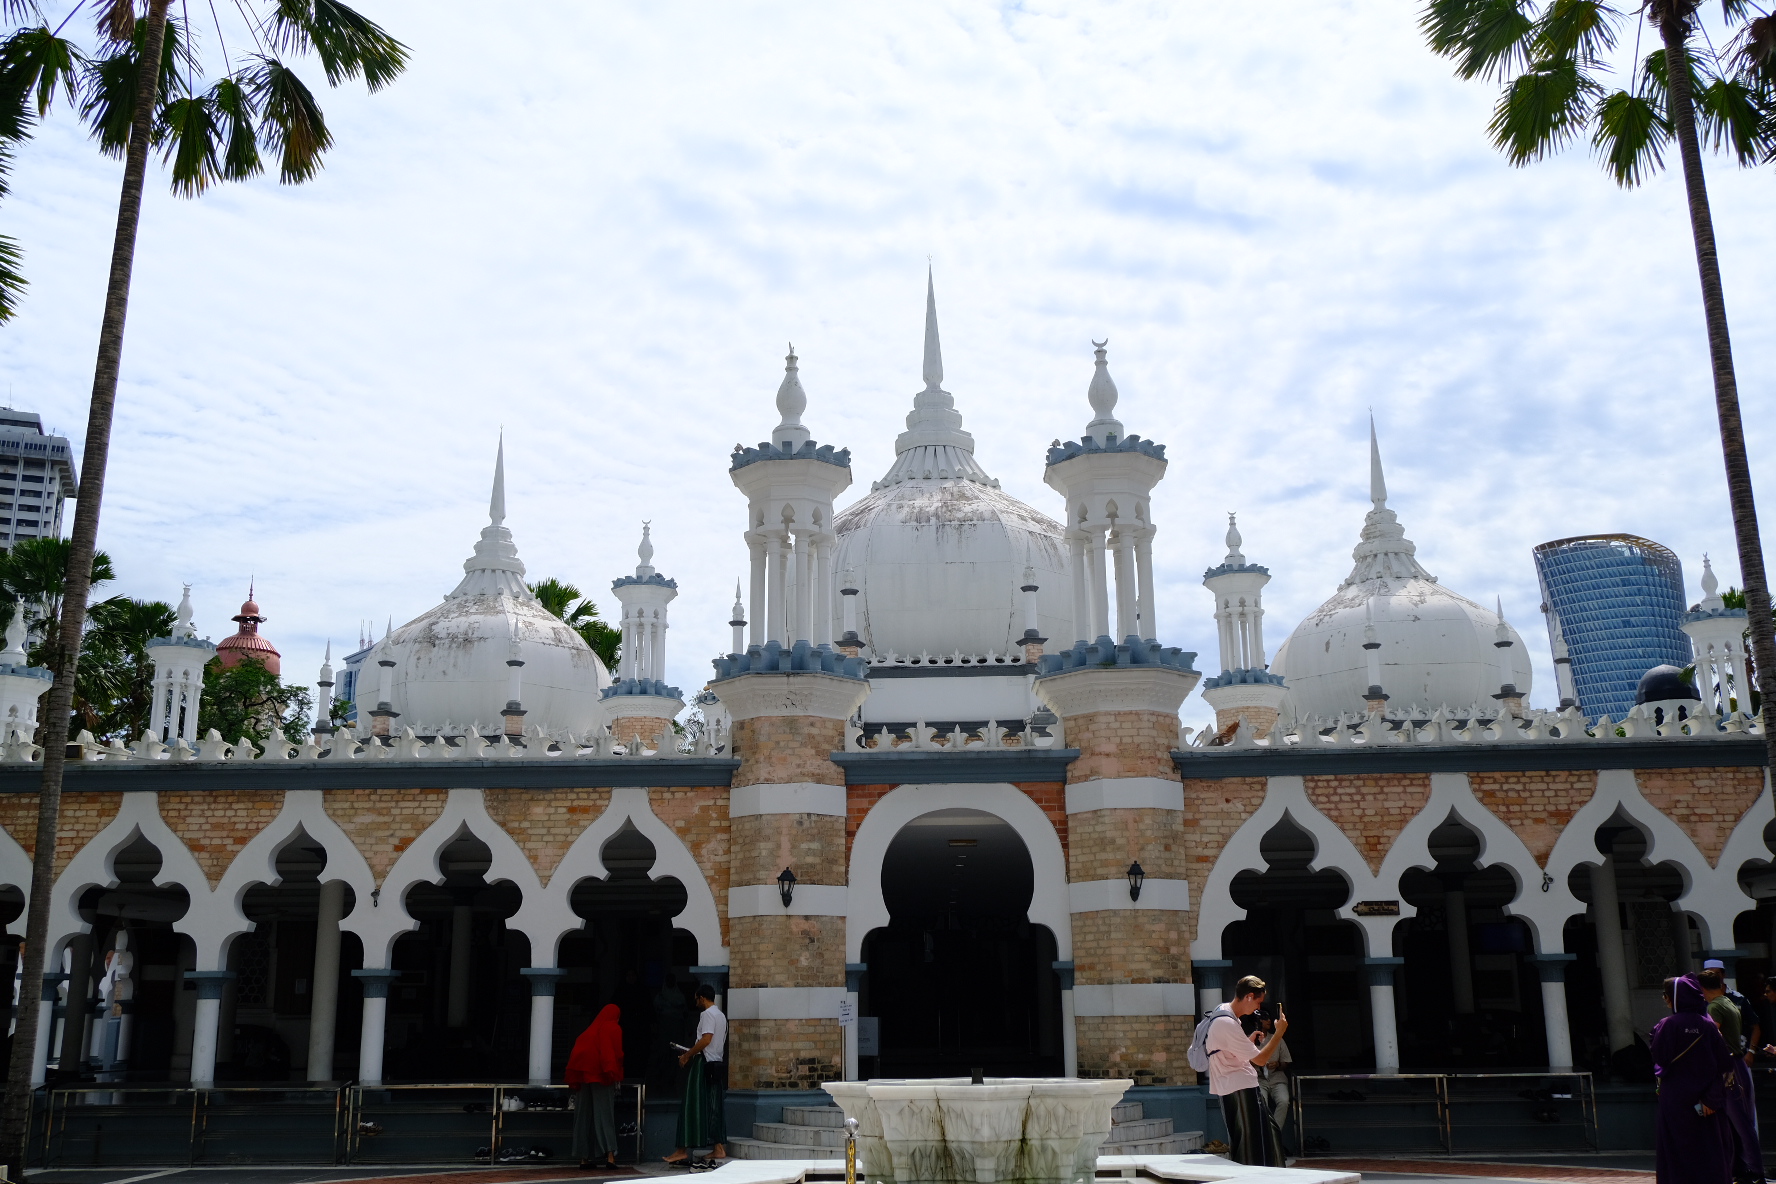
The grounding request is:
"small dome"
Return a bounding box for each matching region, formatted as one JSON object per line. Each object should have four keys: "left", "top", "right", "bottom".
{"left": 217, "top": 586, "right": 280, "bottom": 675}
{"left": 1636, "top": 664, "right": 1700, "bottom": 704}
{"left": 1272, "top": 425, "right": 1531, "bottom": 718}
{"left": 374, "top": 442, "right": 610, "bottom": 734}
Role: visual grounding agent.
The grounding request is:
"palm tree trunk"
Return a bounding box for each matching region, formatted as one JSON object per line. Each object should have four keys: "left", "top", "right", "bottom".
{"left": 1655, "top": 7, "right": 1776, "bottom": 769}
{"left": 0, "top": 0, "right": 172, "bottom": 1165}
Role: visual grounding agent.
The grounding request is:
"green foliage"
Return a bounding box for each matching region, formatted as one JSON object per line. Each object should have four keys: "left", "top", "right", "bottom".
{"left": 530, "top": 577, "right": 623, "bottom": 671}
{"left": 0, "top": 537, "right": 116, "bottom": 647}
{"left": 197, "top": 654, "right": 314, "bottom": 746}
{"left": 1422, "top": 0, "right": 1776, "bottom": 187}
{"left": 75, "top": 596, "right": 175, "bottom": 740}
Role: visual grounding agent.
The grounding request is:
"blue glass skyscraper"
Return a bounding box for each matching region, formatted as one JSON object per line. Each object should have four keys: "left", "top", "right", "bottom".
{"left": 1534, "top": 535, "right": 1693, "bottom": 721}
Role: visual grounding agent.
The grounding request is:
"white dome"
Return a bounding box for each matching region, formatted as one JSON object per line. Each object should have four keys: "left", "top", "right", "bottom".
{"left": 1272, "top": 427, "right": 1532, "bottom": 719}
{"left": 830, "top": 272, "right": 1072, "bottom": 659}
{"left": 373, "top": 444, "right": 611, "bottom": 735}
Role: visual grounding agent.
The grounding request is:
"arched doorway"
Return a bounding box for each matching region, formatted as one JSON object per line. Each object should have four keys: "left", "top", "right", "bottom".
{"left": 860, "top": 808, "right": 1062, "bottom": 1079}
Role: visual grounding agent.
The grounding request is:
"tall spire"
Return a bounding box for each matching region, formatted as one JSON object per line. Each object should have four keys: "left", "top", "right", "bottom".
{"left": 1369, "top": 414, "right": 1387, "bottom": 509}
{"left": 490, "top": 432, "right": 507, "bottom": 527}
{"left": 922, "top": 265, "right": 943, "bottom": 391}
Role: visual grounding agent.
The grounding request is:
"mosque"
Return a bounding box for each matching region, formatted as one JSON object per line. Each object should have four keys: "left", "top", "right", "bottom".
{"left": 0, "top": 274, "right": 1766, "bottom": 1158}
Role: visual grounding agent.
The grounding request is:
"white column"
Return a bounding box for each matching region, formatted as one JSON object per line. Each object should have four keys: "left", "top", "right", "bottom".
{"left": 1446, "top": 887, "right": 1475, "bottom": 1014}
{"left": 1135, "top": 528, "right": 1157, "bottom": 642}
{"left": 766, "top": 534, "right": 785, "bottom": 646}
{"left": 1532, "top": 955, "right": 1576, "bottom": 1068}
{"left": 1251, "top": 604, "right": 1266, "bottom": 669}
{"left": 748, "top": 535, "right": 767, "bottom": 649}
{"left": 189, "top": 972, "right": 232, "bottom": 1088}
{"left": 521, "top": 969, "right": 565, "bottom": 1087}
{"left": 844, "top": 964, "right": 863, "bottom": 1081}
{"left": 1054, "top": 962, "right": 1078, "bottom": 1079}
{"left": 30, "top": 974, "right": 60, "bottom": 1086}
{"left": 1365, "top": 958, "right": 1403, "bottom": 1073}
{"left": 1111, "top": 526, "right": 1137, "bottom": 641}
{"left": 306, "top": 879, "right": 345, "bottom": 1082}
{"left": 447, "top": 903, "right": 473, "bottom": 1028}
{"left": 1068, "top": 535, "right": 1089, "bottom": 646}
{"left": 792, "top": 531, "right": 811, "bottom": 644}
{"left": 1087, "top": 528, "right": 1111, "bottom": 640}
{"left": 1590, "top": 844, "right": 1634, "bottom": 1051}
{"left": 820, "top": 538, "right": 837, "bottom": 647}
{"left": 353, "top": 969, "right": 398, "bottom": 1087}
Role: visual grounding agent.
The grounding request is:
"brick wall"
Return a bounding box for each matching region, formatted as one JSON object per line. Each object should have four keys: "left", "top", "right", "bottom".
{"left": 1064, "top": 710, "right": 1183, "bottom": 785}
{"left": 1468, "top": 770, "right": 1597, "bottom": 866}
{"left": 731, "top": 717, "right": 846, "bottom": 788}
{"left": 1636, "top": 766, "right": 1767, "bottom": 866}
{"left": 323, "top": 788, "right": 449, "bottom": 885}
{"left": 1071, "top": 908, "right": 1189, "bottom": 988}
{"left": 1076, "top": 1015, "right": 1191, "bottom": 1086}
{"left": 0, "top": 792, "right": 123, "bottom": 876}
{"left": 1303, "top": 773, "right": 1433, "bottom": 873}
{"left": 729, "top": 1018, "right": 842, "bottom": 1091}
{"left": 1181, "top": 777, "right": 1268, "bottom": 925}
{"left": 483, "top": 788, "right": 613, "bottom": 883}
{"left": 1068, "top": 806, "right": 1182, "bottom": 884}
{"left": 605, "top": 716, "right": 675, "bottom": 749}
{"left": 845, "top": 782, "right": 1068, "bottom": 861}
{"left": 728, "top": 915, "right": 844, "bottom": 989}
{"left": 649, "top": 787, "right": 732, "bottom": 944}
{"left": 158, "top": 790, "right": 287, "bottom": 886}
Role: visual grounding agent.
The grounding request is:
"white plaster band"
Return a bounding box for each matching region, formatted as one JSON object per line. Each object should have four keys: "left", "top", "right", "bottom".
{"left": 727, "top": 986, "right": 848, "bottom": 1020}
{"left": 730, "top": 782, "right": 848, "bottom": 818}
{"left": 1072, "top": 982, "right": 1196, "bottom": 1017}
{"left": 1068, "top": 878, "right": 1189, "bottom": 913}
{"left": 1065, "top": 776, "right": 1183, "bottom": 814}
{"left": 727, "top": 883, "right": 848, "bottom": 918}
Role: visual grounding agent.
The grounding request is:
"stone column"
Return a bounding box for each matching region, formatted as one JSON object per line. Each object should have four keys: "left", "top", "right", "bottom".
{"left": 1364, "top": 958, "right": 1404, "bottom": 1073}
{"left": 352, "top": 968, "right": 401, "bottom": 1087}
{"left": 30, "top": 972, "right": 63, "bottom": 1086}
{"left": 521, "top": 968, "right": 568, "bottom": 1086}
{"left": 1590, "top": 842, "right": 1635, "bottom": 1051}
{"left": 1036, "top": 663, "right": 1198, "bottom": 1085}
{"left": 843, "top": 963, "right": 865, "bottom": 1080}
{"left": 306, "top": 879, "right": 346, "bottom": 1082}
{"left": 1053, "top": 961, "right": 1078, "bottom": 1077}
{"left": 58, "top": 935, "right": 92, "bottom": 1073}
{"left": 714, "top": 667, "right": 867, "bottom": 1094}
{"left": 447, "top": 901, "right": 473, "bottom": 1028}
{"left": 1530, "top": 954, "right": 1577, "bottom": 1068}
{"left": 1191, "top": 960, "right": 1232, "bottom": 1015}
{"left": 1444, "top": 884, "right": 1475, "bottom": 1015}
{"left": 188, "top": 971, "right": 234, "bottom": 1088}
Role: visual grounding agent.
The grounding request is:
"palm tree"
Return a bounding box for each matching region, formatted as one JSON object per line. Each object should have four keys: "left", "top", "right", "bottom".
{"left": 0, "top": 1, "right": 407, "bottom": 1159}
{"left": 531, "top": 577, "right": 623, "bottom": 671}
{"left": 1421, "top": 0, "right": 1776, "bottom": 769}
{"left": 81, "top": 595, "right": 173, "bottom": 740}
{"left": 0, "top": 536, "right": 115, "bottom": 645}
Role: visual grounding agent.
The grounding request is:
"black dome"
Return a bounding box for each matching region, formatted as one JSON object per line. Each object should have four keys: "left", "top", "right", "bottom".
{"left": 1636, "top": 664, "right": 1701, "bottom": 704}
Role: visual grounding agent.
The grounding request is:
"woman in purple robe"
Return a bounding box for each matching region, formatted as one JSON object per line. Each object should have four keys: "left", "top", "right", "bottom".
{"left": 1653, "top": 975, "right": 1735, "bottom": 1184}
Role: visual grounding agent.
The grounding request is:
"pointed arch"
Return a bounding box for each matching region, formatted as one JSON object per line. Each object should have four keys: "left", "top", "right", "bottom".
{"left": 50, "top": 793, "right": 217, "bottom": 966}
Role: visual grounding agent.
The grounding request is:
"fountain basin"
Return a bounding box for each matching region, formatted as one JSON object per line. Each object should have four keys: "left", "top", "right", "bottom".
{"left": 823, "top": 1077, "right": 1131, "bottom": 1184}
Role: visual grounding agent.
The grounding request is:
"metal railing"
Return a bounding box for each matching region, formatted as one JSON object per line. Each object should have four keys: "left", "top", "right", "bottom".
{"left": 1292, "top": 1070, "right": 1597, "bottom": 1156}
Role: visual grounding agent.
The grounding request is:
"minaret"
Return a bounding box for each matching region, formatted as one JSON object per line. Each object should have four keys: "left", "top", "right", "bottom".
{"left": 1199, "top": 514, "right": 1289, "bottom": 735}
{"left": 1682, "top": 554, "right": 1749, "bottom": 717}
{"left": 1492, "top": 597, "right": 1525, "bottom": 716}
{"left": 314, "top": 642, "right": 335, "bottom": 736}
{"left": 0, "top": 600, "right": 51, "bottom": 741}
{"left": 716, "top": 333, "right": 867, "bottom": 1098}
{"left": 603, "top": 522, "right": 683, "bottom": 747}
{"left": 147, "top": 586, "right": 217, "bottom": 745}
{"left": 1035, "top": 340, "right": 1199, "bottom": 1087}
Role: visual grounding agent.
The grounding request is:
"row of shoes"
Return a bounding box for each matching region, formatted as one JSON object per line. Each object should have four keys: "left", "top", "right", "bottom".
{"left": 474, "top": 1145, "right": 557, "bottom": 1163}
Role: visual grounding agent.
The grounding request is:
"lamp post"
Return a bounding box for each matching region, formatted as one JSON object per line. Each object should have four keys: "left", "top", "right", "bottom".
{"left": 845, "top": 1115, "right": 858, "bottom": 1184}
{"left": 1126, "top": 861, "right": 1145, "bottom": 902}
{"left": 778, "top": 867, "right": 797, "bottom": 909}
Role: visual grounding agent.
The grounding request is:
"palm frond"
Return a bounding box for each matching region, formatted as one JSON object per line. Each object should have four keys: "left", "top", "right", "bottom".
{"left": 269, "top": 0, "right": 406, "bottom": 91}
{"left": 1721, "top": 0, "right": 1757, "bottom": 19}
{"left": 1593, "top": 87, "right": 1671, "bottom": 183}
{"left": 1421, "top": 0, "right": 1538, "bottom": 80}
{"left": 0, "top": 233, "right": 25, "bottom": 324}
{"left": 210, "top": 73, "right": 261, "bottom": 179}
{"left": 1489, "top": 54, "right": 1602, "bottom": 162}
{"left": 159, "top": 91, "right": 220, "bottom": 194}
{"left": 1533, "top": 0, "right": 1622, "bottom": 63}
{"left": 246, "top": 53, "right": 330, "bottom": 182}
{"left": 1696, "top": 72, "right": 1773, "bottom": 160}
{"left": 79, "top": 14, "right": 191, "bottom": 158}
{"left": 97, "top": 0, "right": 138, "bottom": 44}
{"left": 0, "top": 27, "right": 85, "bottom": 117}
{"left": 0, "top": 2, "right": 38, "bottom": 23}
{"left": 1736, "top": 14, "right": 1776, "bottom": 85}
{"left": 0, "top": 66, "right": 34, "bottom": 143}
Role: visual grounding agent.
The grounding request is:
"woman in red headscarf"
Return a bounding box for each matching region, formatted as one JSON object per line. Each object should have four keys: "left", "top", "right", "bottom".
{"left": 568, "top": 1004, "right": 625, "bottom": 1170}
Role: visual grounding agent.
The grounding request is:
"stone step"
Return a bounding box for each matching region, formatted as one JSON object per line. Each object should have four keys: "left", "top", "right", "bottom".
{"left": 782, "top": 1105, "right": 848, "bottom": 1128}
{"left": 728, "top": 1136, "right": 846, "bottom": 1161}
{"left": 1110, "top": 1101, "right": 1145, "bottom": 1124}
{"left": 1109, "top": 1116, "right": 1173, "bottom": 1142}
{"left": 1101, "top": 1131, "right": 1204, "bottom": 1156}
{"left": 753, "top": 1122, "right": 847, "bottom": 1148}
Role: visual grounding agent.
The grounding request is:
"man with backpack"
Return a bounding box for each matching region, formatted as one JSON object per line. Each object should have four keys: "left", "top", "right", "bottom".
{"left": 1188, "top": 975, "right": 1289, "bottom": 1166}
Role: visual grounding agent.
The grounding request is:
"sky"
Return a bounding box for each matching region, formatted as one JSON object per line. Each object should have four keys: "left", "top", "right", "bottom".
{"left": 1, "top": 0, "right": 1772, "bottom": 733}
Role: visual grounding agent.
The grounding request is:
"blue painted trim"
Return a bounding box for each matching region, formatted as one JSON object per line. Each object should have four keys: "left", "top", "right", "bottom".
{"left": 730, "top": 440, "right": 851, "bottom": 472}
{"left": 1173, "top": 740, "right": 1766, "bottom": 777}
{"left": 188, "top": 970, "right": 235, "bottom": 1000}
{"left": 351, "top": 968, "right": 400, "bottom": 999}
{"left": 712, "top": 640, "right": 867, "bottom": 682}
{"left": 1045, "top": 434, "right": 1166, "bottom": 465}
{"left": 1036, "top": 636, "right": 1196, "bottom": 677}
{"left": 520, "top": 967, "right": 569, "bottom": 996}
{"left": 832, "top": 749, "right": 1080, "bottom": 785}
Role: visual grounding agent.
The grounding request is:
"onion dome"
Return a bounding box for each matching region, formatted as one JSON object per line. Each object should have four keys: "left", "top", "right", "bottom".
{"left": 216, "top": 583, "right": 281, "bottom": 675}
{"left": 1271, "top": 421, "right": 1531, "bottom": 717}
{"left": 373, "top": 439, "right": 611, "bottom": 734}
{"left": 1636, "top": 664, "right": 1700, "bottom": 704}
{"left": 830, "top": 270, "right": 1072, "bottom": 658}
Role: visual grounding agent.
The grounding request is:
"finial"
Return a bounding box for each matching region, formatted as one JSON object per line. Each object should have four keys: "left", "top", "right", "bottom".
{"left": 385, "top": 615, "right": 392, "bottom": 640}
{"left": 489, "top": 433, "right": 507, "bottom": 527}
{"left": 1369, "top": 415, "right": 1387, "bottom": 509}
{"left": 732, "top": 580, "right": 744, "bottom": 616}
{"left": 922, "top": 266, "right": 943, "bottom": 391}
{"left": 637, "top": 521, "right": 655, "bottom": 576}
{"left": 175, "top": 584, "right": 195, "bottom": 637}
{"left": 1224, "top": 512, "right": 1244, "bottom": 563}
{"left": 1701, "top": 553, "right": 1720, "bottom": 600}
{"left": 1084, "top": 339, "right": 1124, "bottom": 445}
{"left": 773, "top": 343, "right": 809, "bottom": 444}
{"left": 1, "top": 599, "right": 25, "bottom": 662}
{"left": 324, "top": 640, "right": 332, "bottom": 661}
{"left": 1494, "top": 596, "right": 1513, "bottom": 644}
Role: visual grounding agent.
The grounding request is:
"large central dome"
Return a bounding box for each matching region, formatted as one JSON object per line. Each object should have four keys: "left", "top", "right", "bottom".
{"left": 831, "top": 274, "right": 1071, "bottom": 658}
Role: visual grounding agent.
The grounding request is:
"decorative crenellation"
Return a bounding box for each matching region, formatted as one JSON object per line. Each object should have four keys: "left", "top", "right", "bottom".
{"left": 728, "top": 440, "right": 852, "bottom": 472}
{"left": 711, "top": 639, "right": 868, "bottom": 682}
{"left": 1036, "top": 637, "right": 1197, "bottom": 676}
{"left": 1043, "top": 434, "right": 1167, "bottom": 464}
{"left": 843, "top": 717, "right": 1066, "bottom": 751}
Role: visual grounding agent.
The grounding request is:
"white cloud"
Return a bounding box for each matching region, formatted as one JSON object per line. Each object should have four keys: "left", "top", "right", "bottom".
{"left": 0, "top": 0, "right": 1769, "bottom": 732}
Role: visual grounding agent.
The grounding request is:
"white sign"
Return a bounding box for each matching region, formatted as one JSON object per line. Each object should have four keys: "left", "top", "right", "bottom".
{"left": 838, "top": 999, "right": 855, "bottom": 1026}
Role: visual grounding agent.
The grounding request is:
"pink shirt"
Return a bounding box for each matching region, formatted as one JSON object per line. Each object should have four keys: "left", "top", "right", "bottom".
{"left": 1205, "top": 1012, "right": 1261, "bottom": 1096}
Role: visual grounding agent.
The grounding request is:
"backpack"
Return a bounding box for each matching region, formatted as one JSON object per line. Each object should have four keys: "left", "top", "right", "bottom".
{"left": 1188, "top": 1004, "right": 1234, "bottom": 1073}
{"left": 1726, "top": 988, "right": 1757, "bottom": 1050}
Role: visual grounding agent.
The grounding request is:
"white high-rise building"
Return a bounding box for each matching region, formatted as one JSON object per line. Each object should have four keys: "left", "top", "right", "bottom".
{"left": 0, "top": 411, "right": 76, "bottom": 544}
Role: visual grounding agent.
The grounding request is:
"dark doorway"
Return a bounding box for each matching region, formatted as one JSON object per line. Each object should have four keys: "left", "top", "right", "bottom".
{"left": 1223, "top": 817, "right": 1370, "bottom": 1072}
{"left": 861, "top": 808, "right": 1062, "bottom": 1078}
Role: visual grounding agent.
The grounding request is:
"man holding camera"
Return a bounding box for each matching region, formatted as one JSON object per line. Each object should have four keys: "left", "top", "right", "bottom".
{"left": 1206, "top": 975, "right": 1290, "bottom": 1166}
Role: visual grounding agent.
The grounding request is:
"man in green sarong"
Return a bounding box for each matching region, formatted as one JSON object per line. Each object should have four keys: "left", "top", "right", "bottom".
{"left": 665, "top": 984, "right": 727, "bottom": 1164}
